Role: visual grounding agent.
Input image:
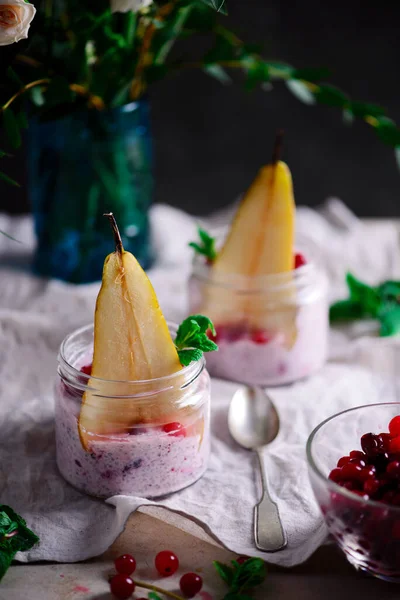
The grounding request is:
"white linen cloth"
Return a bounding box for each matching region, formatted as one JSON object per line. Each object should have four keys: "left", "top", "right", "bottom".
{"left": 0, "top": 201, "right": 400, "bottom": 567}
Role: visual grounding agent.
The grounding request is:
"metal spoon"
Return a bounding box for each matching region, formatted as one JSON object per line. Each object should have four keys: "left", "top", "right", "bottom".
{"left": 228, "top": 386, "right": 287, "bottom": 552}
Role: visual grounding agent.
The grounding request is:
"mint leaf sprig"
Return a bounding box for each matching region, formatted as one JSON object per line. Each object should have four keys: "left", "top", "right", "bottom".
{"left": 0, "top": 505, "right": 39, "bottom": 582}
{"left": 175, "top": 315, "right": 218, "bottom": 366}
{"left": 330, "top": 272, "right": 400, "bottom": 337}
{"left": 214, "top": 557, "right": 267, "bottom": 600}
{"left": 189, "top": 227, "right": 218, "bottom": 263}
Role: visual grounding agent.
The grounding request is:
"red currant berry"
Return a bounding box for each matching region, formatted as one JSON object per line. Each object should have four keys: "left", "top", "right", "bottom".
{"left": 114, "top": 554, "right": 136, "bottom": 576}
{"left": 80, "top": 364, "right": 92, "bottom": 376}
{"left": 294, "top": 253, "right": 307, "bottom": 269}
{"left": 162, "top": 422, "right": 186, "bottom": 437}
{"left": 179, "top": 573, "right": 203, "bottom": 598}
{"left": 110, "top": 574, "right": 135, "bottom": 600}
{"left": 349, "top": 458, "right": 366, "bottom": 468}
{"left": 378, "top": 433, "right": 392, "bottom": 452}
{"left": 361, "top": 433, "right": 381, "bottom": 457}
{"left": 337, "top": 456, "right": 351, "bottom": 468}
{"left": 251, "top": 330, "right": 272, "bottom": 345}
{"left": 389, "top": 416, "right": 400, "bottom": 438}
{"left": 155, "top": 550, "right": 179, "bottom": 577}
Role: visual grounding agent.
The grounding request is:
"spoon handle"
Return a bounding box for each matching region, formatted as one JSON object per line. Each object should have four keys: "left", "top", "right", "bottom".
{"left": 254, "top": 448, "right": 287, "bottom": 552}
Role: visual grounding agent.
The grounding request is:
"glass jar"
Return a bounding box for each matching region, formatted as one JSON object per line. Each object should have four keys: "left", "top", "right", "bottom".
{"left": 188, "top": 238, "right": 329, "bottom": 386}
{"left": 55, "top": 324, "right": 210, "bottom": 499}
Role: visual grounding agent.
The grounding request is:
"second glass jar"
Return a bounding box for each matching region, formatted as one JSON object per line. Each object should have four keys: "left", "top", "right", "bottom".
{"left": 188, "top": 243, "right": 329, "bottom": 386}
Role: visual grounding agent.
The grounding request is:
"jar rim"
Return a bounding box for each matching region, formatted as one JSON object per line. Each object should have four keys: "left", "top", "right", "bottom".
{"left": 58, "top": 322, "right": 205, "bottom": 388}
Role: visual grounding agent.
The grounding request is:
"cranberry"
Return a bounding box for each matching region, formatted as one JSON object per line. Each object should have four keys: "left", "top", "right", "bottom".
{"left": 338, "top": 481, "right": 358, "bottom": 491}
{"left": 329, "top": 468, "right": 343, "bottom": 483}
{"left": 80, "top": 364, "right": 92, "bottom": 376}
{"left": 350, "top": 450, "right": 366, "bottom": 460}
{"left": 359, "top": 466, "right": 377, "bottom": 482}
{"left": 155, "top": 551, "right": 179, "bottom": 577}
{"left": 361, "top": 433, "right": 382, "bottom": 457}
{"left": 337, "top": 456, "right": 351, "bottom": 468}
{"left": 382, "top": 491, "right": 396, "bottom": 505}
{"left": 389, "top": 416, "right": 400, "bottom": 438}
{"left": 251, "top": 330, "right": 272, "bottom": 345}
{"left": 341, "top": 463, "right": 363, "bottom": 481}
{"left": 294, "top": 253, "right": 307, "bottom": 269}
{"left": 389, "top": 437, "right": 400, "bottom": 454}
{"left": 162, "top": 422, "right": 186, "bottom": 437}
{"left": 378, "top": 433, "right": 392, "bottom": 452}
{"left": 179, "top": 573, "right": 203, "bottom": 598}
{"left": 110, "top": 574, "right": 135, "bottom": 600}
{"left": 363, "top": 478, "right": 381, "bottom": 496}
{"left": 387, "top": 461, "right": 400, "bottom": 479}
{"left": 349, "top": 458, "right": 366, "bottom": 468}
{"left": 114, "top": 554, "right": 136, "bottom": 576}
{"left": 236, "top": 556, "right": 249, "bottom": 565}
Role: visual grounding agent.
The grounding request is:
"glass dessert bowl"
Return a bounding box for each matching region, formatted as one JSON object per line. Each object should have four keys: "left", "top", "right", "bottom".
{"left": 307, "top": 403, "right": 400, "bottom": 582}
{"left": 189, "top": 243, "right": 328, "bottom": 386}
{"left": 56, "top": 323, "right": 211, "bottom": 499}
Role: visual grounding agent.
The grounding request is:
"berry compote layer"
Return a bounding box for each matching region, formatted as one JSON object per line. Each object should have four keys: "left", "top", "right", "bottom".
{"left": 324, "top": 416, "right": 400, "bottom": 580}
{"left": 189, "top": 254, "right": 328, "bottom": 386}
{"left": 55, "top": 366, "right": 210, "bottom": 499}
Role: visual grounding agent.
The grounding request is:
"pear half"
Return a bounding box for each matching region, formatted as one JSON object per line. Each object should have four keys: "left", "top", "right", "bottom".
{"left": 78, "top": 214, "right": 182, "bottom": 450}
{"left": 201, "top": 135, "right": 297, "bottom": 344}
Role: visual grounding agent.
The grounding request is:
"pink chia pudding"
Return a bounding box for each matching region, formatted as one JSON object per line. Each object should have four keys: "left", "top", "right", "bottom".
{"left": 55, "top": 326, "right": 211, "bottom": 499}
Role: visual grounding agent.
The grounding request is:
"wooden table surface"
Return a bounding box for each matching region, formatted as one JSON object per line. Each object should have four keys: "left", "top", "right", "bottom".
{"left": 2, "top": 510, "right": 399, "bottom": 600}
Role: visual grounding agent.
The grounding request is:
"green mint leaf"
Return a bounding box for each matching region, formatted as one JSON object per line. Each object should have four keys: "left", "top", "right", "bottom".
{"left": 177, "top": 348, "right": 203, "bottom": 366}
{"left": 329, "top": 299, "right": 366, "bottom": 322}
{"left": 378, "top": 306, "right": 400, "bottom": 337}
{"left": 148, "top": 592, "right": 163, "bottom": 600}
{"left": 346, "top": 273, "right": 380, "bottom": 315}
{"left": 175, "top": 317, "right": 202, "bottom": 349}
{"left": 0, "top": 505, "right": 39, "bottom": 581}
{"left": 189, "top": 227, "right": 217, "bottom": 261}
{"left": 214, "top": 560, "right": 235, "bottom": 586}
{"left": 315, "top": 84, "right": 349, "bottom": 108}
{"left": 189, "top": 314, "right": 216, "bottom": 337}
{"left": 231, "top": 557, "right": 267, "bottom": 592}
{"left": 0, "top": 170, "right": 20, "bottom": 188}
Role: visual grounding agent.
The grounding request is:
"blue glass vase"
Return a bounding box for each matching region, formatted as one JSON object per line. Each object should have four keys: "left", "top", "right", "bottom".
{"left": 27, "top": 101, "right": 153, "bottom": 283}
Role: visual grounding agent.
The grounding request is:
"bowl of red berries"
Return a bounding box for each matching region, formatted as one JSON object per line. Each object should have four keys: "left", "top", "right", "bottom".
{"left": 307, "top": 403, "right": 400, "bottom": 582}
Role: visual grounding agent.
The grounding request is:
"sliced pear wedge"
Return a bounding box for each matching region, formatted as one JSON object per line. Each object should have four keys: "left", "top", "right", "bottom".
{"left": 78, "top": 213, "right": 182, "bottom": 450}
{"left": 200, "top": 133, "right": 297, "bottom": 345}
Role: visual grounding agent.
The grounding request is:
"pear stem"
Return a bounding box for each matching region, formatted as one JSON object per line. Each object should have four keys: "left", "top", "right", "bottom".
{"left": 104, "top": 213, "right": 123, "bottom": 255}
{"left": 272, "top": 130, "right": 284, "bottom": 164}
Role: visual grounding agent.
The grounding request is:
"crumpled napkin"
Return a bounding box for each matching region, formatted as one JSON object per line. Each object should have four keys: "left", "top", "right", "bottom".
{"left": 0, "top": 200, "right": 399, "bottom": 567}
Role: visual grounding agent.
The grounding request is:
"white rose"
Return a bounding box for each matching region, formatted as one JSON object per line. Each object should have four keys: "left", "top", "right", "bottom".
{"left": 110, "top": 0, "right": 152, "bottom": 13}
{"left": 0, "top": 0, "right": 36, "bottom": 47}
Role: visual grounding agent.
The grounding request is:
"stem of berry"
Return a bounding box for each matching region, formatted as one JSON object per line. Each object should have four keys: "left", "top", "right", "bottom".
{"left": 134, "top": 579, "right": 185, "bottom": 600}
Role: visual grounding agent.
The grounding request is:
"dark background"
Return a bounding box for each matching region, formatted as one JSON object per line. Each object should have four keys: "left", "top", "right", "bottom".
{"left": 2, "top": 0, "right": 400, "bottom": 216}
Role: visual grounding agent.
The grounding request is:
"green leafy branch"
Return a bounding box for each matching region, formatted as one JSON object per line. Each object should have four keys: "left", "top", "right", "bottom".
{"left": 214, "top": 557, "right": 267, "bottom": 600}
{"left": 330, "top": 273, "right": 400, "bottom": 336}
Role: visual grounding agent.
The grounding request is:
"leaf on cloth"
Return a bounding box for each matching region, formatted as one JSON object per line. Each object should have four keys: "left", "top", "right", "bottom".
{"left": 0, "top": 505, "right": 39, "bottom": 581}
